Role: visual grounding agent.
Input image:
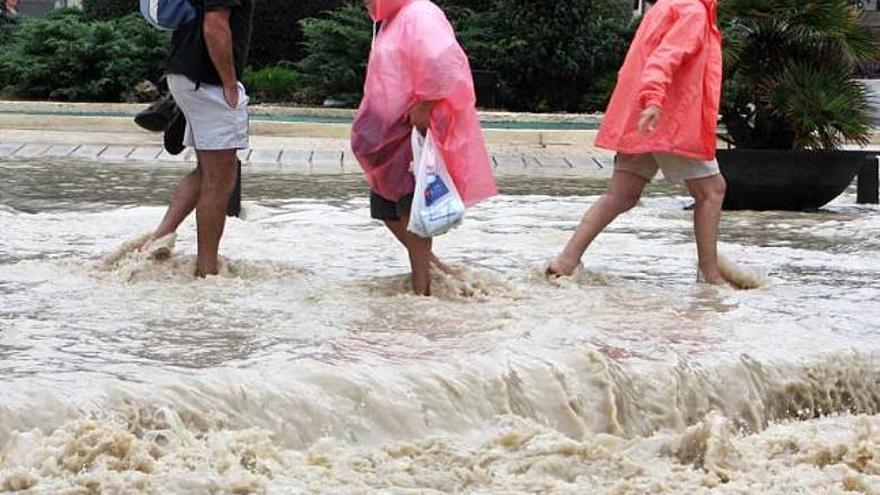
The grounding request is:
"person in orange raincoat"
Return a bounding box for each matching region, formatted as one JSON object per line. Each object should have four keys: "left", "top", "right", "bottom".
{"left": 352, "top": 0, "right": 497, "bottom": 296}
{"left": 549, "top": 0, "right": 733, "bottom": 286}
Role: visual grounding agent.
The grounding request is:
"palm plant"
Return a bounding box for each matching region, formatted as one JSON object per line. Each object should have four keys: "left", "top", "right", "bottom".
{"left": 719, "top": 0, "right": 880, "bottom": 150}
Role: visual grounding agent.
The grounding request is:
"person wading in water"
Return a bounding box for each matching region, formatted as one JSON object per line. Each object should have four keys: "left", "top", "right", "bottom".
{"left": 548, "top": 0, "right": 737, "bottom": 287}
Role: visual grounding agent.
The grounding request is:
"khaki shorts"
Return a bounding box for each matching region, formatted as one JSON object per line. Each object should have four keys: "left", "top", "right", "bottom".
{"left": 167, "top": 73, "right": 249, "bottom": 151}
{"left": 614, "top": 153, "right": 720, "bottom": 182}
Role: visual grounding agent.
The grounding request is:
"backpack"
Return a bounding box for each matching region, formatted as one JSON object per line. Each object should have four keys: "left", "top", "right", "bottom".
{"left": 139, "top": 0, "right": 197, "bottom": 30}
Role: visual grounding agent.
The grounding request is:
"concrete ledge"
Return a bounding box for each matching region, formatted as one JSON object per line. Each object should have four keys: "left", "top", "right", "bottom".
{"left": 7, "top": 101, "right": 880, "bottom": 145}
{"left": 0, "top": 114, "right": 155, "bottom": 135}
{"left": 0, "top": 130, "right": 613, "bottom": 179}
{"left": 0, "top": 100, "right": 604, "bottom": 125}
{"left": 0, "top": 101, "right": 615, "bottom": 178}
{"left": 0, "top": 113, "right": 600, "bottom": 147}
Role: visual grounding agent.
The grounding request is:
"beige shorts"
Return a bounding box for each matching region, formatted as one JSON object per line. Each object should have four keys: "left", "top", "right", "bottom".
{"left": 614, "top": 153, "right": 720, "bottom": 182}
{"left": 167, "top": 73, "right": 249, "bottom": 151}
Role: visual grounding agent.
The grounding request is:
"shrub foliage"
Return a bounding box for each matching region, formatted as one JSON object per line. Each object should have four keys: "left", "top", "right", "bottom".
{"left": 0, "top": 9, "right": 169, "bottom": 101}
{"left": 242, "top": 64, "right": 302, "bottom": 103}
{"left": 82, "top": 0, "right": 138, "bottom": 21}
{"left": 294, "top": 0, "right": 634, "bottom": 112}
{"left": 720, "top": 0, "right": 880, "bottom": 149}
{"left": 248, "top": 0, "right": 347, "bottom": 67}
{"left": 295, "top": 2, "right": 372, "bottom": 106}
{"left": 462, "top": 0, "right": 633, "bottom": 112}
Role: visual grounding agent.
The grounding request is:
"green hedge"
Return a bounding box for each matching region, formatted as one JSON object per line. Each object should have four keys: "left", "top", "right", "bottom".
{"left": 0, "top": 9, "right": 169, "bottom": 101}
{"left": 464, "top": 0, "right": 633, "bottom": 112}
{"left": 0, "top": 12, "right": 16, "bottom": 44}
{"left": 242, "top": 64, "right": 303, "bottom": 103}
{"left": 80, "top": 0, "right": 350, "bottom": 69}
{"left": 0, "top": 0, "right": 634, "bottom": 111}
{"left": 293, "top": 0, "right": 634, "bottom": 112}
{"left": 295, "top": 2, "right": 372, "bottom": 106}
{"left": 82, "top": 0, "right": 138, "bottom": 20}
{"left": 248, "top": 0, "right": 347, "bottom": 67}
{"left": 292, "top": 1, "right": 486, "bottom": 106}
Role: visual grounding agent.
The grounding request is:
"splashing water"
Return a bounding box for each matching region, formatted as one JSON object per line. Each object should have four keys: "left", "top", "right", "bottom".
{"left": 717, "top": 255, "right": 769, "bottom": 290}
{"left": 0, "top": 158, "right": 879, "bottom": 493}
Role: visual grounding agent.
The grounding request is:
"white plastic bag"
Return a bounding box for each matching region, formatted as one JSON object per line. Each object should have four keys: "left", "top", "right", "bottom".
{"left": 407, "top": 129, "right": 466, "bottom": 238}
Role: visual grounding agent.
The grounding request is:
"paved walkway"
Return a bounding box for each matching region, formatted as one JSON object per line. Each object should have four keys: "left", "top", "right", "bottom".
{"left": 0, "top": 100, "right": 604, "bottom": 127}
{"left": 0, "top": 134, "right": 613, "bottom": 177}
{"left": 0, "top": 101, "right": 615, "bottom": 177}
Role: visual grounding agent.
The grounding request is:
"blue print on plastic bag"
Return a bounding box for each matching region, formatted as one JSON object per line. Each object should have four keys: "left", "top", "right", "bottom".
{"left": 424, "top": 174, "right": 450, "bottom": 207}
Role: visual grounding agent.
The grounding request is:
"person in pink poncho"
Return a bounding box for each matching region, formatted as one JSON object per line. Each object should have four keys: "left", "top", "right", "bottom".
{"left": 352, "top": 0, "right": 497, "bottom": 296}
{"left": 549, "top": 0, "right": 734, "bottom": 286}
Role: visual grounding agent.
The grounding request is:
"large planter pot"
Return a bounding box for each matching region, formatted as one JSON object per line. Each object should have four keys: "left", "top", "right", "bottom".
{"left": 717, "top": 149, "right": 867, "bottom": 211}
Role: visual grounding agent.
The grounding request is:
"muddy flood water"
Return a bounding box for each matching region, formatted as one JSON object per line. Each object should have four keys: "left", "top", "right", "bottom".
{"left": 1, "top": 158, "right": 879, "bottom": 494}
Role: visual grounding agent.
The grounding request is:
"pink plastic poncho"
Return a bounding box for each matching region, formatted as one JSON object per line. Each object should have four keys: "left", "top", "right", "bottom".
{"left": 351, "top": 0, "right": 497, "bottom": 206}
{"left": 596, "top": 0, "right": 722, "bottom": 161}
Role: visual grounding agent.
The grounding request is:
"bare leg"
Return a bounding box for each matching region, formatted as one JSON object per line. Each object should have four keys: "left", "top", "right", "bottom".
{"left": 141, "top": 166, "right": 201, "bottom": 249}
{"left": 686, "top": 174, "right": 728, "bottom": 285}
{"left": 405, "top": 233, "right": 432, "bottom": 296}
{"left": 549, "top": 170, "right": 647, "bottom": 276}
{"left": 382, "top": 217, "right": 452, "bottom": 275}
{"left": 195, "top": 149, "right": 238, "bottom": 277}
{"left": 382, "top": 217, "right": 432, "bottom": 296}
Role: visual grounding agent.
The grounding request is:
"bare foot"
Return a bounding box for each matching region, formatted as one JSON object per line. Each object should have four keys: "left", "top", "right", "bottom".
{"left": 195, "top": 265, "right": 219, "bottom": 279}
{"left": 430, "top": 254, "right": 457, "bottom": 276}
{"left": 102, "top": 232, "right": 152, "bottom": 267}
{"left": 546, "top": 255, "right": 581, "bottom": 278}
{"left": 194, "top": 269, "right": 213, "bottom": 278}
{"left": 140, "top": 232, "right": 176, "bottom": 261}
{"left": 697, "top": 267, "right": 731, "bottom": 287}
{"left": 138, "top": 235, "right": 156, "bottom": 252}
{"left": 410, "top": 275, "right": 431, "bottom": 296}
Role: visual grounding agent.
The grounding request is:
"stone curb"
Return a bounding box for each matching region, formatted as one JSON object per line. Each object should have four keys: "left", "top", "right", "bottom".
{"left": 0, "top": 113, "right": 600, "bottom": 147}
{"left": 0, "top": 129, "right": 614, "bottom": 178}
{"left": 0, "top": 100, "right": 604, "bottom": 125}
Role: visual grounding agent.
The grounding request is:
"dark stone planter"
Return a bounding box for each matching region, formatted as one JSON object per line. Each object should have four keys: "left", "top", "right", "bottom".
{"left": 717, "top": 149, "right": 867, "bottom": 211}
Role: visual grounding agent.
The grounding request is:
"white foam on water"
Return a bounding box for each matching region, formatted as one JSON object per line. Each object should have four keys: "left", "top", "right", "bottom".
{"left": 2, "top": 347, "right": 879, "bottom": 492}
{"left": 362, "top": 265, "right": 523, "bottom": 301}
{"left": 717, "top": 254, "right": 770, "bottom": 290}
{"left": 4, "top": 408, "right": 880, "bottom": 494}
{"left": 92, "top": 232, "right": 311, "bottom": 284}
{"left": 1, "top": 162, "right": 879, "bottom": 493}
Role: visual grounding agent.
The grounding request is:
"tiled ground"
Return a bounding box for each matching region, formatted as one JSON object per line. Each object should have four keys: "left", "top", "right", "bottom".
{"left": 0, "top": 141, "right": 614, "bottom": 177}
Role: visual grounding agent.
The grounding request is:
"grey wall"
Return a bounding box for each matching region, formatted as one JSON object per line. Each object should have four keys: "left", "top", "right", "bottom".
{"left": 16, "top": 0, "right": 79, "bottom": 17}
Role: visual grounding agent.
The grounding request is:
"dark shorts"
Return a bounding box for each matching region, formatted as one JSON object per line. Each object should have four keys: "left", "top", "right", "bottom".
{"left": 370, "top": 191, "right": 414, "bottom": 221}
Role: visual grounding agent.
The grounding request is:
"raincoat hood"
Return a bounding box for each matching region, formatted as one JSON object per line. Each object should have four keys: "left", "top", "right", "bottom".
{"left": 370, "top": 0, "right": 412, "bottom": 21}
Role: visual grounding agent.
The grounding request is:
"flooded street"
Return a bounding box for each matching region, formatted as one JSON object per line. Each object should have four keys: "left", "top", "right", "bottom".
{"left": 1, "top": 158, "right": 879, "bottom": 494}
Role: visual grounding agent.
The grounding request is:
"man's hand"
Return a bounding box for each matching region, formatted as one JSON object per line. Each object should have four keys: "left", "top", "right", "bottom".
{"left": 637, "top": 105, "right": 661, "bottom": 134}
{"left": 223, "top": 84, "right": 239, "bottom": 108}
{"left": 406, "top": 101, "right": 436, "bottom": 131}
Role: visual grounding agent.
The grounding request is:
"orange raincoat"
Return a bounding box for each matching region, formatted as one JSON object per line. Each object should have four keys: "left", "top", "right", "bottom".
{"left": 351, "top": 0, "right": 497, "bottom": 206}
{"left": 596, "top": 0, "right": 722, "bottom": 161}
